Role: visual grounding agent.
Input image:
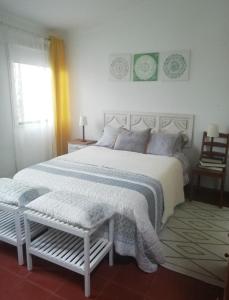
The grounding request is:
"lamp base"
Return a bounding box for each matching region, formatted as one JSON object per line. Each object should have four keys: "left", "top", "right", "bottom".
{"left": 81, "top": 126, "right": 85, "bottom": 143}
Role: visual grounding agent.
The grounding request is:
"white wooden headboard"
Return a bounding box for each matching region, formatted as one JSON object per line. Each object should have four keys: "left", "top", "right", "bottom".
{"left": 104, "top": 111, "right": 194, "bottom": 147}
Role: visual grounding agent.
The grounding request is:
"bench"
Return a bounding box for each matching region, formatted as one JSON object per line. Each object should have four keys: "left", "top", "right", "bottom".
{"left": 24, "top": 191, "right": 114, "bottom": 297}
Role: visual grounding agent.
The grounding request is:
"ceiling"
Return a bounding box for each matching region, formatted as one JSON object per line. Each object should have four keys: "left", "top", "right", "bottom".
{"left": 0, "top": 0, "right": 144, "bottom": 30}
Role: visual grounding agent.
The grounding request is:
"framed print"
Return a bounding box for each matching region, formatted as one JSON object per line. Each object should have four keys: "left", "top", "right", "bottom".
{"left": 159, "top": 50, "right": 190, "bottom": 81}
{"left": 133, "top": 52, "right": 159, "bottom": 81}
{"left": 109, "top": 54, "right": 131, "bottom": 81}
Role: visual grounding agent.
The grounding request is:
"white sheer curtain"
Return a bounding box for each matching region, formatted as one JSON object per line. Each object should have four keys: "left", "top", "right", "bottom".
{"left": 7, "top": 30, "right": 55, "bottom": 170}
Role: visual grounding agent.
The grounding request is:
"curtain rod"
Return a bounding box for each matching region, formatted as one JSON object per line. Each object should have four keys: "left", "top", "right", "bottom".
{"left": 0, "top": 19, "right": 50, "bottom": 41}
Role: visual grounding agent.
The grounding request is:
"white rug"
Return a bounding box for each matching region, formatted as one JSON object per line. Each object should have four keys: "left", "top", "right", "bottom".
{"left": 159, "top": 201, "right": 229, "bottom": 287}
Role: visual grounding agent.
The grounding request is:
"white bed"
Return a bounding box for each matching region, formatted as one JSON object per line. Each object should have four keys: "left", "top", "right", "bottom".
{"left": 14, "top": 111, "right": 194, "bottom": 272}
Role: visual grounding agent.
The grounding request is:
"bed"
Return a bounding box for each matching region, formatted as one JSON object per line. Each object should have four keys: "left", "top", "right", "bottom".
{"left": 14, "top": 111, "right": 194, "bottom": 272}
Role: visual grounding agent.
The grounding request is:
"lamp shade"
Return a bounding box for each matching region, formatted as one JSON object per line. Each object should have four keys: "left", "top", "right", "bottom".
{"left": 79, "top": 116, "right": 87, "bottom": 127}
{"left": 207, "top": 124, "right": 219, "bottom": 138}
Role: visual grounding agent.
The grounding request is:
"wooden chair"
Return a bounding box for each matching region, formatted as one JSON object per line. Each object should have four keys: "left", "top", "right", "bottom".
{"left": 191, "top": 131, "right": 229, "bottom": 207}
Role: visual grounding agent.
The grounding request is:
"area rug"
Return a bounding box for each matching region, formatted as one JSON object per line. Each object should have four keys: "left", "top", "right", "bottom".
{"left": 159, "top": 201, "right": 229, "bottom": 287}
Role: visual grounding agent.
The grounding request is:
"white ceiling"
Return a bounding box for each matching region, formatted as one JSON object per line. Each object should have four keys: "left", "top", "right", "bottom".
{"left": 0, "top": 0, "right": 145, "bottom": 30}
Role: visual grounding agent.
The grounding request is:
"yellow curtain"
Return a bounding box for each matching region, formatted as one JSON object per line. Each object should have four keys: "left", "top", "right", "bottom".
{"left": 49, "top": 36, "right": 71, "bottom": 155}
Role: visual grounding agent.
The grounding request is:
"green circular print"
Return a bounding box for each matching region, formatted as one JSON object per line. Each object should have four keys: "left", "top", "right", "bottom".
{"left": 110, "top": 57, "right": 130, "bottom": 80}
{"left": 163, "top": 54, "right": 187, "bottom": 79}
{"left": 134, "top": 54, "right": 157, "bottom": 81}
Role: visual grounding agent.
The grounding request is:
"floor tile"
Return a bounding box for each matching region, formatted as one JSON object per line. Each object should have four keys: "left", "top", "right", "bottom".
{"left": 55, "top": 277, "right": 86, "bottom": 300}
{"left": 112, "top": 261, "right": 153, "bottom": 294}
{"left": 96, "top": 282, "right": 145, "bottom": 300}
{"left": 6, "top": 280, "right": 53, "bottom": 300}
{"left": 47, "top": 294, "right": 66, "bottom": 300}
{"left": 0, "top": 267, "right": 23, "bottom": 293}
{"left": 145, "top": 267, "right": 222, "bottom": 300}
{"left": 27, "top": 268, "right": 65, "bottom": 293}
{"left": 0, "top": 243, "right": 28, "bottom": 277}
{"left": 56, "top": 272, "right": 108, "bottom": 300}
{"left": 26, "top": 258, "right": 67, "bottom": 293}
{"left": 93, "top": 258, "right": 123, "bottom": 281}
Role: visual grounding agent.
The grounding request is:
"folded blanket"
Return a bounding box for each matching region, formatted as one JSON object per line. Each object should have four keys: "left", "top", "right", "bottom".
{"left": 0, "top": 178, "right": 49, "bottom": 207}
{"left": 26, "top": 191, "right": 114, "bottom": 229}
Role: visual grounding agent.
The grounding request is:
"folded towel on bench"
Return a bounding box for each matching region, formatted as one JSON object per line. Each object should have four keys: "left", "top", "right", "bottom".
{"left": 0, "top": 178, "right": 49, "bottom": 207}
{"left": 26, "top": 191, "right": 114, "bottom": 229}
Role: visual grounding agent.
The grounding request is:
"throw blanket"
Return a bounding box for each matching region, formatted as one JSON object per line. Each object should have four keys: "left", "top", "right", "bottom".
{"left": 27, "top": 191, "right": 114, "bottom": 229}
{"left": 14, "top": 146, "right": 185, "bottom": 272}
{"left": 0, "top": 178, "right": 49, "bottom": 207}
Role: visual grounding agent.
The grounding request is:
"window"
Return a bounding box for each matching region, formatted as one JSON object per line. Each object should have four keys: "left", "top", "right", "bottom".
{"left": 12, "top": 62, "right": 53, "bottom": 125}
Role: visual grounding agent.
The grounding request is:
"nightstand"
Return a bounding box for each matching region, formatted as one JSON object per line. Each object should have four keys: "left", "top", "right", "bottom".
{"left": 68, "top": 139, "right": 97, "bottom": 153}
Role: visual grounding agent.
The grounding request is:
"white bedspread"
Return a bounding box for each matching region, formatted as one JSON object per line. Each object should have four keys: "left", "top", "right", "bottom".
{"left": 62, "top": 146, "right": 184, "bottom": 224}
{"left": 14, "top": 146, "right": 184, "bottom": 272}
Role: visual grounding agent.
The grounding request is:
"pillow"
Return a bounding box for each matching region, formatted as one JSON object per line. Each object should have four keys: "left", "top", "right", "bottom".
{"left": 147, "top": 132, "right": 183, "bottom": 156}
{"left": 96, "top": 126, "right": 123, "bottom": 148}
{"left": 174, "top": 133, "right": 186, "bottom": 152}
{"left": 114, "top": 129, "right": 150, "bottom": 153}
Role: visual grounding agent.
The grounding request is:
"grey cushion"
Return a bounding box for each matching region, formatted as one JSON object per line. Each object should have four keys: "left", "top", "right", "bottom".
{"left": 0, "top": 178, "right": 49, "bottom": 207}
{"left": 26, "top": 191, "right": 114, "bottom": 229}
{"left": 114, "top": 129, "right": 150, "bottom": 153}
{"left": 96, "top": 126, "right": 123, "bottom": 148}
{"left": 147, "top": 132, "right": 183, "bottom": 156}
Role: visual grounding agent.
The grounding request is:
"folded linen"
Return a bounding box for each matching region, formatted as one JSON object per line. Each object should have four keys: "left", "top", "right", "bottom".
{"left": 0, "top": 178, "right": 49, "bottom": 207}
{"left": 26, "top": 191, "right": 114, "bottom": 229}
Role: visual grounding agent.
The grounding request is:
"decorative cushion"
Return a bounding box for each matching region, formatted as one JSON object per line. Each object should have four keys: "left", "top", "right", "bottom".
{"left": 114, "top": 129, "right": 150, "bottom": 153}
{"left": 26, "top": 191, "right": 114, "bottom": 229}
{"left": 95, "top": 126, "right": 123, "bottom": 148}
{"left": 0, "top": 178, "right": 49, "bottom": 207}
{"left": 147, "top": 132, "right": 184, "bottom": 156}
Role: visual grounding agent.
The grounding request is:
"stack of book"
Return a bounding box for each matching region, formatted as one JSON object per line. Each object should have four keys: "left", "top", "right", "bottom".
{"left": 199, "top": 158, "right": 226, "bottom": 171}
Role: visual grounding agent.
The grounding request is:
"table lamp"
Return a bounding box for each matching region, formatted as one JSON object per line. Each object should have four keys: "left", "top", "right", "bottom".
{"left": 79, "top": 116, "right": 88, "bottom": 142}
{"left": 207, "top": 124, "right": 219, "bottom": 138}
{"left": 207, "top": 123, "right": 219, "bottom": 153}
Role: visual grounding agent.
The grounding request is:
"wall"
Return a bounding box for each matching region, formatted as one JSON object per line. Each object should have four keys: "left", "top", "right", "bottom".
{"left": 66, "top": 0, "right": 229, "bottom": 190}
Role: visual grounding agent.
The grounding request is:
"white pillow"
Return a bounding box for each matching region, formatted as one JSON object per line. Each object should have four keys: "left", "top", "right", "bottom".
{"left": 96, "top": 126, "right": 123, "bottom": 148}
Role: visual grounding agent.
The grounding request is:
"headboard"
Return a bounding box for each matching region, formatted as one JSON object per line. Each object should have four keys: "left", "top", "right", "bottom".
{"left": 104, "top": 111, "right": 194, "bottom": 147}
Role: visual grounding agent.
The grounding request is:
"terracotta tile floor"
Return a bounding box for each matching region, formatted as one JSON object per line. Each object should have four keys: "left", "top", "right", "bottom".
{"left": 0, "top": 242, "right": 223, "bottom": 300}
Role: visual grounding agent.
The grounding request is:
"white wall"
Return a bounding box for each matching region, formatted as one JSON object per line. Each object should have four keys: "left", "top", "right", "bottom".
{"left": 66, "top": 0, "right": 229, "bottom": 190}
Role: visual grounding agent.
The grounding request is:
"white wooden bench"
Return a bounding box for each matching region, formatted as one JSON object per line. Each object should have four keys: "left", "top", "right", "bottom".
{"left": 0, "top": 202, "right": 44, "bottom": 265}
{"left": 24, "top": 210, "right": 114, "bottom": 297}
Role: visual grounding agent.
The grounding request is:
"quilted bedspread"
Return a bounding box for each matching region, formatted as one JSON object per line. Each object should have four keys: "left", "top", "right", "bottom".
{"left": 14, "top": 146, "right": 184, "bottom": 272}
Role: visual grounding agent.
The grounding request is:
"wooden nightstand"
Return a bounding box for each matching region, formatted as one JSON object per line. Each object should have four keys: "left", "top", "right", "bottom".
{"left": 68, "top": 139, "right": 97, "bottom": 153}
